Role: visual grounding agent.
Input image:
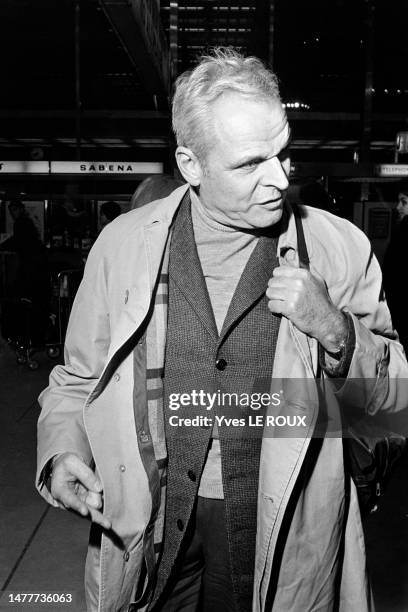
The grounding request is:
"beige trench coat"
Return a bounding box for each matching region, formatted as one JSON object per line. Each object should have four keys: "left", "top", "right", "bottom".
{"left": 37, "top": 184, "right": 408, "bottom": 611}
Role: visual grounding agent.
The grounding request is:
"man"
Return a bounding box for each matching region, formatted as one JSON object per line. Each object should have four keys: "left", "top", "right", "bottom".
{"left": 36, "top": 48, "right": 408, "bottom": 612}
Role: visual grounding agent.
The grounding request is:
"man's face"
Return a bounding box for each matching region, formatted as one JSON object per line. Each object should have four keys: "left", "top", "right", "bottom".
{"left": 195, "top": 92, "right": 290, "bottom": 229}
{"left": 396, "top": 192, "right": 408, "bottom": 220}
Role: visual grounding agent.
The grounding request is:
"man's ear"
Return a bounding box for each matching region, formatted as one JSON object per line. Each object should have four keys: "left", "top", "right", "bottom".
{"left": 175, "top": 146, "right": 203, "bottom": 187}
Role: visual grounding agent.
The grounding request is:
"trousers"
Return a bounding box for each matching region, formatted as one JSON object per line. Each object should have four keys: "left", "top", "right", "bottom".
{"left": 154, "top": 497, "right": 238, "bottom": 612}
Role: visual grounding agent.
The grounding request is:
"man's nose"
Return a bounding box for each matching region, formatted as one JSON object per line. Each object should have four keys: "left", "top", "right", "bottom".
{"left": 262, "top": 156, "right": 290, "bottom": 191}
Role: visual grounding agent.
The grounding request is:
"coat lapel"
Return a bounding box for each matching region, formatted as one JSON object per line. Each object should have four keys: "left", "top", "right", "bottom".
{"left": 106, "top": 192, "right": 190, "bottom": 362}
{"left": 220, "top": 232, "right": 279, "bottom": 340}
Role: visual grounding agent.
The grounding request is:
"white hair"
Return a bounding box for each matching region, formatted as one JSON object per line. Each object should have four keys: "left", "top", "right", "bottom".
{"left": 172, "top": 47, "right": 281, "bottom": 163}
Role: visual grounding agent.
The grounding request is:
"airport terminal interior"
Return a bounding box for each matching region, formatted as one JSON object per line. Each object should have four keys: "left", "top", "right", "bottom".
{"left": 1, "top": 0, "right": 408, "bottom": 610}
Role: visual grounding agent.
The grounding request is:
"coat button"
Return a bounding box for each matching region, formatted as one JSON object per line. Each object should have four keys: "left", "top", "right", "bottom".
{"left": 119, "top": 465, "right": 126, "bottom": 472}
{"left": 215, "top": 358, "right": 227, "bottom": 371}
{"left": 177, "top": 519, "right": 184, "bottom": 531}
{"left": 113, "top": 372, "right": 120, "bottom": 382}
{"left": 139, "top": 430, "right": 150, "bottom": 443}
{"left": 123, "top": 551, "right": 130, "bottom": 562}
{"left": 187, "top": 470, "right": 196, "bottom": 482}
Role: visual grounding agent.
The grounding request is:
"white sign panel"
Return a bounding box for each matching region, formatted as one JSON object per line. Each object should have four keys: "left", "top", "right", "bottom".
{"left": 0, "top": 161, "right": 49, "bottom": 173}
{"left": 50, "top": 161, "right": 163, "bottom": 174}
{"left": 376, "top": 164, "right": 408, "bottom": 177}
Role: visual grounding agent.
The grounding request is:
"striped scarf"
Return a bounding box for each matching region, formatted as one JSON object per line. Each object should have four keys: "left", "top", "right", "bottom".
{"left": 145, "top": 236, "right": 170, "bottom": 563}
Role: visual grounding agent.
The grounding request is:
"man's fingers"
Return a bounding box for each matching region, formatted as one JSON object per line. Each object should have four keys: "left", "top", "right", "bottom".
{"left": 85, "top": 490, "right": 103, "bottom": 510}
{"left": 266, "top": 285, "right": 286, "bottom": 301}
{"left": 50, "top": 453, "right": 110, "bottom": 529}
{"left": 76, "top": 483, "right": 92, "bottom": 505}
{"left": 272, "top": 266, "right": 307, "bottom": 278}
{"left": 266, "top": 279, "right": 299, "bottom": 304}
{"left": 88, "top": 507, "right": 111, "bottom": 530}
{"left": 53, "top": 453, "right": 102, "bottom": 493}
{"left": 57, "top": 487, "right": 111, "bottom": 529}
{"left": 267, "top": 299, "right": 287, "bottom": 315}
{"left": 268, "top": 276, "right": 304, "bottom": 291}
{"left": 271, "top": 266, "right": 328, "bottom": 294}
{"left": 58, "top": 487, "right": 90, "bottom": 517}
{"left": 71, "top": 460, "right": 102, "bottom": 493}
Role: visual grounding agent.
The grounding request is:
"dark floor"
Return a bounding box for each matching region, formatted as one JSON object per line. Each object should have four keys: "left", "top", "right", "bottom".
{"left": 0, "top": 336, "right": 408, "bottom": 612}
{"left": 0, "top": 337, "right": 88, "bottom": 612}
{"left": 365, "top": 455, "right": 408, "bottom": 611}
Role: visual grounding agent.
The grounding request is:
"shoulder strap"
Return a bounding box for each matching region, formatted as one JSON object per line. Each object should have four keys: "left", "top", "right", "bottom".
{"left": 293, "top": 204, "right": 310, "bottom": 270}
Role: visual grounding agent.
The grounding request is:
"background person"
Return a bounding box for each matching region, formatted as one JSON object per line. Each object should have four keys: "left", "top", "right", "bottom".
{"left": 99, "top": 200, "right": 122, "bottom": 229}
{"left": 1, "top": 199, "right": 42, "bottom": 253}
{"left": 0, "top": 200, "right": 49, "bottom": 346}
{"left": 130, "top": 174, "right": 185, "bottom": 210}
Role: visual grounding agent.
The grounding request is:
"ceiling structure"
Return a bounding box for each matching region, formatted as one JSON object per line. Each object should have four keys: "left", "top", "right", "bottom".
{"left": 0, "top": 0, "right": 171, "bottom": 165}
{"left": 0, "top": 0, "right": 407, "bottom": 168}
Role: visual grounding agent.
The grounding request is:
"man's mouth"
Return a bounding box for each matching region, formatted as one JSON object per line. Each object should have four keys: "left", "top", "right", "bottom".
{"left": 260, "top": 198, "right": 282, "bottom": 208}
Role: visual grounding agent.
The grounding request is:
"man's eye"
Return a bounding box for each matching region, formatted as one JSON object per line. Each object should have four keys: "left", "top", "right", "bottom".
{"left": 241, "top": 159, "right": 261, "bottom": 170}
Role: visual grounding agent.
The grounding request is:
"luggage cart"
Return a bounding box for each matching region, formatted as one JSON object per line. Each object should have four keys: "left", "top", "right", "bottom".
{"left": 4, "top": 296, "right": 43, "bottom": 370}
{"left": 46, "top": 268, "right": 83, "bottom": 360}
{"left": 1, "top": 257, "right": 82, "bottom": 368}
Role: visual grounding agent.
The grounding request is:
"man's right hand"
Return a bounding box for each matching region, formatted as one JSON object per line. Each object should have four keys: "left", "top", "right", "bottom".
{"left": 50, "top": 453, "right": 111, "bottom": 530}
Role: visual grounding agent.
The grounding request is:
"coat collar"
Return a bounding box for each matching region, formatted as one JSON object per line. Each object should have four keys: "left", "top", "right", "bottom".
{"left": 135, "top": 183, "right": 302, "bottom": 266}
{"left": 137, "top": 184, "right": 300, "bottom": 257}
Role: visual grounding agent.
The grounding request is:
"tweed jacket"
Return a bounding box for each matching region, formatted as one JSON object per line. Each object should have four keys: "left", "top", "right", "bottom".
{"left": 151, "top": 193, "right": 281, "bottom": 612}
{"left": 36, "top": 184, "right": 408, "bottom": 611}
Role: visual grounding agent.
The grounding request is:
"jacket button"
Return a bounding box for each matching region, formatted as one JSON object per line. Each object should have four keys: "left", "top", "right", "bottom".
{"left": 177, "top": 519, "right": 184, "bottom": 531}
{"left": 139, "top": 430, "right": 150, "bottom": 443}
{"left": 119, "top": 465, "right": 126, "bottom": 472}
{"left": 187, "top": 470, "right": 196, "bottom": 482}
{"left": 215, "top": 358, "right": 227, "bottom": 371}
{"left": 123, "top": 551, "right": 130, "bottom": 562}
{"left": 113, "top": 372, "right": 120, "bottom": 382}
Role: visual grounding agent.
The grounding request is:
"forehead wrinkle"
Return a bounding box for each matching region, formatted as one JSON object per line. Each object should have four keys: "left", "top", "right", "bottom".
{"left": 207, "top": 95, "right": 288, "bottom": 168}
{"left": 230, "top": 122, "right": 290, "bottom": 168}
